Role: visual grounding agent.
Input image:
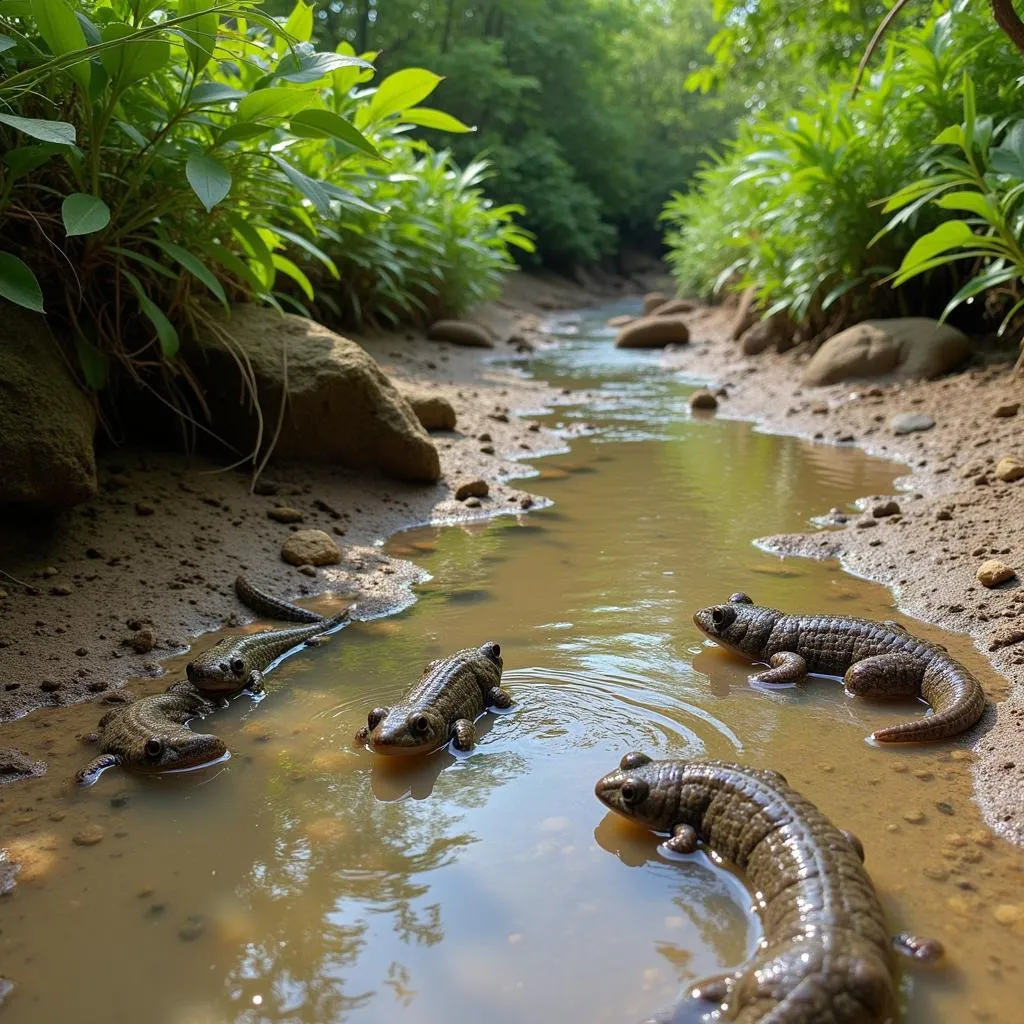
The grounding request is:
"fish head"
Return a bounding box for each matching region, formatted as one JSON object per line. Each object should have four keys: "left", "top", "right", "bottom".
{"left": 365, "top": 707, "right": 448, "bottom": 756}
{"left": 594, "top": 752, "right": 680, "bottom": 833}
{"left": 692, "top": 597, "right": 778, "bottom": 659}
{"left": 128, "top": 729, "right": 228, "bottom": 773}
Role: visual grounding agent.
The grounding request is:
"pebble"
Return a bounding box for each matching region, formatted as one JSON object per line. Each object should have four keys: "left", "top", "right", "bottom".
{"left": 903, "top": 809, "right": 926, "bottom": 824}
{"left": 454, "top": 478, "right": 489, "bottom": 501}
{"left": 890, "top": 412, "right": 935, "bottom": 435}
{"left": 977, "top": 559, "right": 1016, "bottom": 588}
{"left": 936, "top": 508, "right": 953, "bottom": 521}
{"left": 72, "top": 825, "right": 105, "bottom": 846}
{"left": 127, "top": 629, "right": 155, "bottom": 654}
{"left": 936, "top": 801, "right": 955, "bottom": 815}
{"left": 994, "top": 456, "right": 1024, "bottom": 483}
{"left": 464, "top": 497, "right": 482, "bottom": 508}
{"left": 519, "top": 496, "right": 534, "bottom": 510}
{"left": 268, "top": 507, "right": 304, "bottom": 524}
{"left": 298, "top": 565, "right": 317, "bottom": 577}
{"left": 49, "top": 585, "right": 72, "bottom": 596}
{"left": 872, "top": 500, "right": 901, "bottom": 518}
{"left": 854, "top": 518, "right": 877, "bottom": 529}
{"left": 993, "top": 402, "right": 1020, "bottom": 418}
{"left": 913, "top": 770, "right": 933, "bottom": 781}
{"left": 281, "top": 530, "right": 341, "bottom": 567}
{"left": 480, "top": 444, "right": 495, "bottom": 455}
{"left": 689, "top": 389, "right": 718, "bottom": 411}
{"left": 922, "top": 866, "right": 949, "bottom": 881}
{"left": 993, "top": 904, "right": 1022, "bottom": 925}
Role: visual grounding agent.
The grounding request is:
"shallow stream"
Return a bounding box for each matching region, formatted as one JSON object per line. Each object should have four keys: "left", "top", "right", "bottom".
{"left": 1, "top": 302, "right": 1022, "bottom": 1023}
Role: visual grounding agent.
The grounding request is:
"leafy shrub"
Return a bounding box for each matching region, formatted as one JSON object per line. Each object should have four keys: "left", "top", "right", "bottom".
{"left": 0, "top": 1, "right": 528, "bottom": 398}
{"left": 662, "top": 3, "right": 1023, "bottom": 336}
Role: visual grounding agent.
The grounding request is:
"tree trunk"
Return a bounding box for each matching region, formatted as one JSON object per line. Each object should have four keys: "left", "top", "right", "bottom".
{"left": 356, "top": 0, "right": 369, "bottom": 53}
{"left": 991, "top": 0, "right": 1024, "bottom": 55}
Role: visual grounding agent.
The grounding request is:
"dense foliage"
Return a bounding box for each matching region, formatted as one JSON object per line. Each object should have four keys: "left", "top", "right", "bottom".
{"left": 0, "top": 0, "right": 527, "bottom": 397}
{"left": 261, "top": 0, "right": 742, "bottom": 269}
{"left": 663, "top": 1, "right": 1024, "bottom": 340}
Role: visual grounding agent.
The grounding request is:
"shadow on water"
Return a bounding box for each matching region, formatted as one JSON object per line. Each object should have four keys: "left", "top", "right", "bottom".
{"left": 1, "top": 298, "right": 1022, "bottom": 1024}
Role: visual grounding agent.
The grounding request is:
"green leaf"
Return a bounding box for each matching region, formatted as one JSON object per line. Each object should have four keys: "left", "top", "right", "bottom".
{"left": 0, "top": 34, "right": 16, "bottom": 54}
{"left": 122, "top": 269, "right": 179, "bottom": 358}
{"left": 0, "top": 112, "right": 75, "bottom": 145}
{"left": 271, "top": 253, "right": 313, "bottom": 300}
{"left": 271, "top": 154, "right": 331, "bottom": 216}
{"left": 941, "top": 267, "right": 1019, "bottom": 321}
{"left": 962, "top": 73, "right": 976, "bottom": 157}
{"left": 151, "top": 239, "right": 228, "bottom": 308}
{"left": 368, "top": 68, "right": 443, "bottom": 121}
{"left": 31, "top": 0, "right": 90, "bottom": 90}
{"left": 989, "top": 121, "right": 1024, "bottom": 179}
{"left": 228, "top": 215, "right": 275, "bottom": 284}
{"left": 62, "top": 193, "right": 110, "bottom": 236}
{"left": 74, "top": 335, "right": 107, "bottom": 390}
{"left": 116, "top": 120, "right": 148, "bottom": 148}
{"left": 932, "top": 125, "right": 964, "bottom": 148}
{"left": 934, "top": 190, "right": 998, "bottom": 222}
{"left": 100, "top": 22, "right": 169, "bottom": 87}
{"left": 272, "top": 49, "right": 370, "bottom": 84}
{"left": 107, "top": 246, "right": 179, "bottom": 280}
{"left": 288, "top": 108, "right": 380, "bottom": 157}
{"left": 0, "top": 251, "right": 44, "bottom": 312}
{"left": 899, "top": 220, "right": 978, "bottom": 272}
{"left": 190, "top": 83, "right": 244, "bottom": 106}
{"left": 400, "top": 107, "right": 474, "bottom": 133}
{"left": 283, "top": 0, "right": 314, "bottom": 43}
{"left": 238, "top": 87, "right": 313, "bottom": 122}
{"left": 186, "top": 153, "right": 231, "bottom": 211}
{"left": 274, "top": 227, "right": 339, "bottom": 279}
{"left": 178, "top": 0, "right": 218, "bottom": 76}
{"left": 216, "top": 123, "right": 272, "bottom": 146}
{"left": 202, "top": 242, "right": 262, "bottom": 291}
{"left": 2, "top": 144, "right": 62, "bottom": 180}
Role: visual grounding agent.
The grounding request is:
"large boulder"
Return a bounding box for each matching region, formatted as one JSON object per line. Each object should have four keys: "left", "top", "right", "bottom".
{"left": 615, "top": 315, "right": 690, "bottom": 349}
{"left": 397, "top": 384, "right": 457, "bottom": 432}
{"left": 193, "top": 306, "right": 440, "bottom": 483}
{"left": 739, "top": 314, "right": 796, "bottom": 356}
{"left": 427, "top": 319, "right": 494, "bottom": 348}
{"left": 0, "top": 308, "right": 97, "bottom": 508}
{"left": 802, "top": 318, "right": 971, "bottom": 387}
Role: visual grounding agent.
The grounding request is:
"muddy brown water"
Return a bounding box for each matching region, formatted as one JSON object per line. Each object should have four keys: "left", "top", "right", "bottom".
{"left": 1, "top": 303, "right": 1022, "bottom": 1024}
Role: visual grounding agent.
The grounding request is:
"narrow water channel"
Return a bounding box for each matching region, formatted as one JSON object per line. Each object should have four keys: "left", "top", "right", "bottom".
{"left": 1, "top": 302, "right": 1021, "bottom": 1024}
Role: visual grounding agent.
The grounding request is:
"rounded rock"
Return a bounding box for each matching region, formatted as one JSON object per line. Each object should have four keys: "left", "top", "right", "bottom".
{"left": 977, "top": 559, "right": 1016, "bottom": 588}
{"left": 72, "top": 824, "right": 105, "bottom": 846}
{"left": 689, "top": 390, "right": 718, "bottom": 412}
{"left": 615, "top": 315, "right": 690, "bottom": 349}
{"left": 281, "top": 530, "right": 342, "bottom": 567}
{"left": 267, "top": 506, "right": 304, "bottom": 524}
{"left": 454, "top": 478, "right": 489, "bottom": 501}
{"left": 872, "top": 500, "right": 901, "bottom": 518}
{"left": 427, "top": 319, "right": 494, "bottom": 348}
{"left": 994, "top": 456, "right": 1024, "bottom": 483}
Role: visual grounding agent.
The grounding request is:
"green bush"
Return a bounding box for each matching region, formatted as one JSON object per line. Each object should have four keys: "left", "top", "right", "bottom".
{"left": 662, "top": 3, "right": 1023, "bottom": 335}
{"left": 0, "top": 1, "right": 529, "bottom": 394}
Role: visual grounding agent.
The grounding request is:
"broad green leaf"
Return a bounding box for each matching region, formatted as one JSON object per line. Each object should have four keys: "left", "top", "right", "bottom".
{"left": 272, "top": 253, "right": 313, "bottom": 300}
{"left": 202, "top": 242, "right": 262, "bottom": 291}
{"left": 122, "top": 269, "right": 179, "bottom": 358}
{"left": 151, "top": 239, "right": 228, "bottom": 307}
{"left": 331, "top": 40, "right": 375, "bottom": 93}
{"left": 74, "top": 335, "right": 107, "bottom": 389}
{"left": 190, "top": 82, "right": 244, "bottom": 106}
{"left": 116, "top": 120, "right": 148, "bottom": 148}
{"left": 100, "top": 23, "right": 169, "bottom": 88}
{"left": 228, "top": 215, "right": 275, "bottom": 284}
{"left": 216, "top": 123, "right": 271, "bottom": 145}
{"left": 238, "top": 87, "right": 312, "bottom": 122}
{"left": 368, "top": 68, "right": 443, "bottom": 121}
{"left": 898, "top": 220, "right": 977, "bottom": 272}
{"left": 31, "top": 0, "right": 90, "bottom": 90}
{"left": 0, "top": 34, "right": 16, "bottom": 54}
{"left": 282, "top": 1, "right": 313, "bottom": 43}
{"left": 942, "top": 267, "right": 1019, "bottom": 321}
{"left": 0, "top": 251, "right": 44, "bottom": 312}
{"left": 934, "top": 190, "right": 998, "bottom": 222}
{"left": 288, "top": 108, "right": 379, "bottom": 157}
{"left": 2, "top": 144, "right": 62, "bottom": 181}
{"left": 271, "top": 154, "right": 331, "bottom": 216}
{"left": 272, "top": 49, "right": 370, "bottom": 84}
{"left": 178, "top": 0, "right": 218, "bottom": 76}
{"left": 0, "top": 112, "right": 75, "bottom": 145}
{"left": 400, "top": 107, "right": 474, "bottom": 133}
{"left": 989, "top": 122, "right": 1024, "bottom": 179}
{"left": 932, "top": 125, "right": 964, "bottom": 148}
{"left": 62, "top": 193, "right": 110, "bottom": 236}
{"left": 186, "top": 153, "right": 231, "bottom": 211}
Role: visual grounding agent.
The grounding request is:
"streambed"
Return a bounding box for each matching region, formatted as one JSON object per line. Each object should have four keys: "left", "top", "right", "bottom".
{"left": 1, "top": 302, "right": 1020, "bottom": 1024}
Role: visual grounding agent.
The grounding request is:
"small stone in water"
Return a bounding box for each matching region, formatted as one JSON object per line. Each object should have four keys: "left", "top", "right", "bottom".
{"left": 178, "top": 915, "right": 206, "bottom": 941}
{"left": 993, "top": 904, "right": 1022, "bottom": 925}
{"left": 72, "top": 825, "right": 104, "bottom": 846}
{"left": 935, "top": 801, "right": 955, "bottom": 816}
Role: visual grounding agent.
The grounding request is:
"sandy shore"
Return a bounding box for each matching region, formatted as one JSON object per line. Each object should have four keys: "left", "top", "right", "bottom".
{"left": 663, "top": 307, "right": 1024, "bottom": 845}
{"left": 0, "top": 271, "right": 635, "bottom": 731}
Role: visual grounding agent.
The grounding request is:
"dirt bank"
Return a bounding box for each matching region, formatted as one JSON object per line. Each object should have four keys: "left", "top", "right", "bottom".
{"left": 663, "top": 307, "right": 1024, "bottom": 845}
{"left": 0, "top": 271, "right": 650, "bottom": 735}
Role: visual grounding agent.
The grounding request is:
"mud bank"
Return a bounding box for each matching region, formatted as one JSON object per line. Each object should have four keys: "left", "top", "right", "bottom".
{"left": 663, "top": 307, "right": 1024, "bottom": 845}
{"left": 0, "top": 272, "right": 651, "bottom": 734}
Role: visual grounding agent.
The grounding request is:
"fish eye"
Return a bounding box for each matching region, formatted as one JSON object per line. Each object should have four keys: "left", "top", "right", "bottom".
{"left": 367, "top": 707, "right": 387, "bottom": 729}
{"left": 230, "top": 658, "right": 245, "bottom": 676}
{"left": 411, "top": 714, "right": 431, "bottom": 736}
{"left": 619, "top": 778, "right": 648, "bottom": 805}
{"left": 144, "top": 738, "right": 164, "bottom": 759}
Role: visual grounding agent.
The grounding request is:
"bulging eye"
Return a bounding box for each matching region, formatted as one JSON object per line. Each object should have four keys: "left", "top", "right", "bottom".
{"left": 489, "top": 642, "right": 501, "bottom": 660}
{"left": 230, "top": 658, "right": 245, "bottom": 676}
{"left": 619, "top": 778, "right": 648, "bottom": 805}
{"left": 367, "top": 707, "right": 387, "bottom": 730}
{"left": 411, "top": 714, "right": 431, "bottom": 736}
{"left": 144, "top": 738, "right": 164, "bottom": 759}
{"left": 619, "top": 751, "right": 652, "bottom": 770}
{"left": 711, "top": 606, "right": 736, "bottom": 629}
{"left": 729, "top": 592, "right": 753, "bottom": 605}
{"left": 185, "top": 663, "right": 196, "bottom": 682}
